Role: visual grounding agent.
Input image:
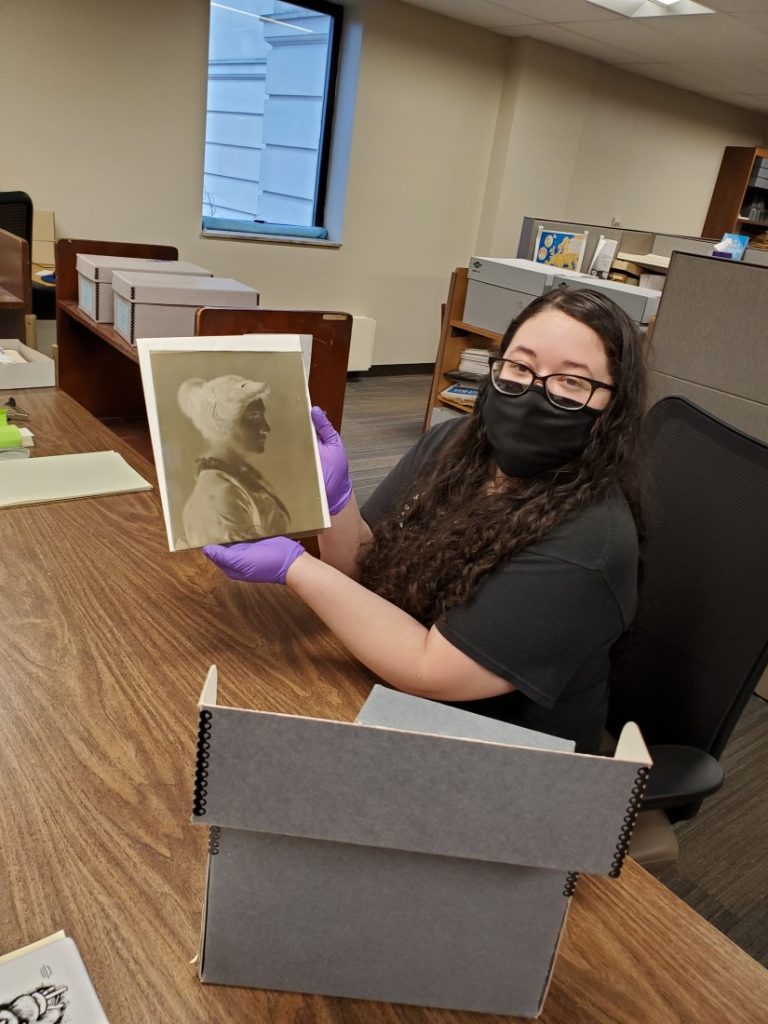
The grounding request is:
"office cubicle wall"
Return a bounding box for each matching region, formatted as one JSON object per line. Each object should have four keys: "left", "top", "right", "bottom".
{"left": 516, "top": 217, "right": 768, "bottom": 271}
{"left": 647, "top": 252, "right": 768, "bottom": 445}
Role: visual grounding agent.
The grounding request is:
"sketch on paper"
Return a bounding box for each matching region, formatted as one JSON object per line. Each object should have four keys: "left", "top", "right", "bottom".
{"left": 137, "top": 335, "right": 329, "bottom": 551}
{"left": 0, "top": 984, "right": 68, "bottom": 1023}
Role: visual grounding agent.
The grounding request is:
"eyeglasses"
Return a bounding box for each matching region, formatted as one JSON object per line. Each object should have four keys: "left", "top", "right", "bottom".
{"left": 488, "top": 357, "right": 616, "bottom": 411}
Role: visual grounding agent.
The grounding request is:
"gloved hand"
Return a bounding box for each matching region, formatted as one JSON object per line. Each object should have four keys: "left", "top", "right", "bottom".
{"left": 203, "top": 537, "right": 305, "bottom": 584}
{"left": 311, "top": 406, "right": 353, "bottom": 515}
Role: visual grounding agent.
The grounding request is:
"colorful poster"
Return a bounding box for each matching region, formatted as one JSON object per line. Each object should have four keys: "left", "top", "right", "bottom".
{"left": 533, "top": 228, "right": 588, "bottom": 272}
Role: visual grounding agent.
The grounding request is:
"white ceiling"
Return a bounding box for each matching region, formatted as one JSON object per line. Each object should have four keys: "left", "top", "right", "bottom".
{"left": 402, "top": 0, "right": 768, "bottom": 115}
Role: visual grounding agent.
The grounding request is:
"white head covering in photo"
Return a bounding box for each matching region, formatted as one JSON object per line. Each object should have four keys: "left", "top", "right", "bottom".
{"left": 178, "top": 375, "right": 270, "bottom": 443}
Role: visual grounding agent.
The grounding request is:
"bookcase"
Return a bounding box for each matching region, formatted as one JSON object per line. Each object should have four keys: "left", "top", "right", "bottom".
{"left": 423, "top": 267, "right": 500, "bottom": 431}
{"left": 702, "top": 146, "right": 768, "bottom": 244}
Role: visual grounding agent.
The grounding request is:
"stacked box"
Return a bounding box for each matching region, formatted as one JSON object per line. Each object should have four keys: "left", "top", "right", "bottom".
{"left": 112, "top": 272, "right": 260, "bottom": 344}
{"left": 76, "top": 255, "right": 213, "bottom": 323}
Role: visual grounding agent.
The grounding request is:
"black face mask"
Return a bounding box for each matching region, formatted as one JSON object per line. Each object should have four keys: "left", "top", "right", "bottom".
{"left": 480, "top": 385, "right": 601, "bottom": 478}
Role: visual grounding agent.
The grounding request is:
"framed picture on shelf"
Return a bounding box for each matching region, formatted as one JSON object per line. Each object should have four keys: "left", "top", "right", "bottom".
{"left": 533, "top": 227, "right": 588, "bottom": 273}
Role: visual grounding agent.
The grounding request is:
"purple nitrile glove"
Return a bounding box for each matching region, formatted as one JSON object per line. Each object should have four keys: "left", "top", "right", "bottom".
{"left": 203, "top": 537, "right": 305, "bottom": 584}
{"left": 311, "top": 406, "right": 353, "bottom": 516}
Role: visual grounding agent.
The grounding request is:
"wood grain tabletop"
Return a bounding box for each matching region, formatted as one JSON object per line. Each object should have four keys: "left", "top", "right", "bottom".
{"left": 1, "top": 388, "right": 766, "bottom": 1023}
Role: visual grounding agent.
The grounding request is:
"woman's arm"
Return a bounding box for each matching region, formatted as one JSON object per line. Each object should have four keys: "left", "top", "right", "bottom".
{"left": 286, "top": 551, "right": 515, "bottom": 702}
{"left": 317, "top": 495, "right": 373, "bottom": 579}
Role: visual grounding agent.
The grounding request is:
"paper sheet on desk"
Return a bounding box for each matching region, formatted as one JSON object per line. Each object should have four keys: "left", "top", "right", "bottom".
{"left": 0, "top": 450, "right": 152, "bottom": 508}
{"left": 617, "top": 251, "right": 670, "bottom": 270}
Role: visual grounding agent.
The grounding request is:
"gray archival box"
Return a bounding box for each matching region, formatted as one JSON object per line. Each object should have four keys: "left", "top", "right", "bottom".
{"left": 190, "top": 667, "right": 651, "bottom": 1018}
{"left": 464, "top": 256, "right": 661, "bottom": 334}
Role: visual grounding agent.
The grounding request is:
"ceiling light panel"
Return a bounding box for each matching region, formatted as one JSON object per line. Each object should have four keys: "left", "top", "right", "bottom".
{"left": 585, "top": 0, "right": 715, "bottom": 15}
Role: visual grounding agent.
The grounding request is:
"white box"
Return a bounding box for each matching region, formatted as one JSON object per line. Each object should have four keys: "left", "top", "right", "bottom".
{"left": 112, "top": 272, "right": 260, "bottom": 345}
{"left": 0, "top": 338, "right": 56, "bottom": 388}
{"left": 76, "top": 255, "right": 213, "bottom": 324}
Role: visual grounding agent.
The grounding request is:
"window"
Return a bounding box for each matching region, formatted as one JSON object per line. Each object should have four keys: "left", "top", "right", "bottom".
{"left": 202, "top": 1, "right": 343, "bottom": 240}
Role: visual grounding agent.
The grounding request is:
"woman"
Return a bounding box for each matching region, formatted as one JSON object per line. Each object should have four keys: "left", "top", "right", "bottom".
{"left": 177, "top": 374, "right": 290, "bottom": 548}
{"left": 204, "top": 289, "right": 647, "bottom": 752}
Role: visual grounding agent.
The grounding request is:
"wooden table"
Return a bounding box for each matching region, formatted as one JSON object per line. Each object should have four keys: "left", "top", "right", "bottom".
{"left": 2, "top": 389, "right": 767, "bottom": 1024}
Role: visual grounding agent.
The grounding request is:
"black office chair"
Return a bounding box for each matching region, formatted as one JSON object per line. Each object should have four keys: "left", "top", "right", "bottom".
{"left": 0, "top": 190, "right": 56, "bottom": 320}
{"left": 608, "top": 397, "right": 768, "bottom": 855}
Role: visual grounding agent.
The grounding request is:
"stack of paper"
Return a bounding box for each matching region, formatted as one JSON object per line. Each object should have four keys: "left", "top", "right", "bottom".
{"left": 0, "top": 348, "right": 27, "bottom": 365}
{"left": 0, "top": 451, "right": 152, "bottom": 508}
{"left": 458, "top": 347, "right": 491, "bottom": 377}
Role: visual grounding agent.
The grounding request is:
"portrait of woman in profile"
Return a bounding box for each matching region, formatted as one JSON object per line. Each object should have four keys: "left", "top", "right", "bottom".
{"left": 177, "top": 374, "right": 290, "bottom": 548}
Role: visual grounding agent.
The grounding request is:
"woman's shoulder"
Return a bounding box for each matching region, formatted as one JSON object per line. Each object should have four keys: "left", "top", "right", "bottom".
{"left": 527, "top": 486, "right": 637, "bottom": 573}
{"left": 413, "top": 417, "right": 463, "bottom": 456}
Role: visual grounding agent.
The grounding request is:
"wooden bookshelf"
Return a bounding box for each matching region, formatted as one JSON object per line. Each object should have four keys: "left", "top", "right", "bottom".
{"left": 55, "top": 238, "right": 179, "bottom": 421}
{"left": 54, "top": 238, "right": 351, "bottom": 451}
{"left": 703, "top": 146, "right": 768, "bottom": 242}
{"left": 423, "top": 267, "right": 501, "bottom": 431}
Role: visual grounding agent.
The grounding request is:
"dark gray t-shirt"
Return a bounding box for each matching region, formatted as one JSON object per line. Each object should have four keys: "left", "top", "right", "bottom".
{"left": 361, "top": 420, "right": 638, "bottom": 753}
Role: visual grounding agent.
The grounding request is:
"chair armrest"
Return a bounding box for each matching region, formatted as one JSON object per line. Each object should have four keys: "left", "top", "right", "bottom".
{"left": 641, "top": 745, "right": 725, "bottom": 811}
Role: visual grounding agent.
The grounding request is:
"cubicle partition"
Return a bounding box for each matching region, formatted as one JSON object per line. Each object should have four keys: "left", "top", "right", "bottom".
{"left": 647, "top": 252, "right": 768, "bottom": 445}
{"left": 646, "top": 251, "right": 768, "bottom": 701}
{"left": 516, "top": 216, "right": 768, "bottom": 274}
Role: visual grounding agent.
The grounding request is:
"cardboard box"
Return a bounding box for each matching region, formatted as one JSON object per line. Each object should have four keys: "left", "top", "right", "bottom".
{"left": 76, "top": 256, "right": 213, "bottom": 324}
{"left": 0, "top": 338, "right": 55, "bottom": 388}
{"left": 32, "top": 210, "right": 56, "bottom": 268}
{"left": 191, "top": 670, "right": 652, "bottom": 1018}
{"left": 112, "top": 272, "right": 260, "bottom": 344}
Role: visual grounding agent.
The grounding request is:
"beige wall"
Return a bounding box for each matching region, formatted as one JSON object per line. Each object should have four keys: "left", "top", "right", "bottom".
{"left": 477, "top": 38, "right": 767, "bottom": 258}
{"left": 2, "top": 3, "right": 767, "bottom": 364}
{"left": 567, "top": 62, "right": 767, "bottom": 234}
{"left": 0, "top": 0, "right": 506, "bottom": 365}
{"left": 477, "top": 39, "right": 598, "bottom": 254}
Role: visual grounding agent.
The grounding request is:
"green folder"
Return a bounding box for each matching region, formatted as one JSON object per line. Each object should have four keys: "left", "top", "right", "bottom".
{"left": 0, "top": 408, "right": 22, "bottom": 449}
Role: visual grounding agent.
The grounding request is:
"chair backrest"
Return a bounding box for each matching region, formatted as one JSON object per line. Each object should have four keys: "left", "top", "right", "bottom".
{"left": 0, "top": 192, "right": 33, "bottom": 274}
{"left": 608, "top": 396, "right": 768, "bottom": 759}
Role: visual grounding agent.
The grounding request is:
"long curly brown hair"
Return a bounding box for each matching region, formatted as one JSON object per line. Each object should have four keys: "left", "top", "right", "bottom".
{"left": 358, "top": 287, "right": 648, "bottom": 625}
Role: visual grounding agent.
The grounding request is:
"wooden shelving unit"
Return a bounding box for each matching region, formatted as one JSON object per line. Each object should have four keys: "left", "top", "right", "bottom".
{"left": 55, "top": 238, "right": 179, "bottom": 422}
{"left": 702, "top": 146, "right": 768, "bottom": 243}
{"left": 0, "top": 227, "right": 31, "bottom": 342}
{"left": 423, "top": 267, "right": 501, "bottom": 431}
{"left": 54, "top": 238, "right": 351, "bottom": 450}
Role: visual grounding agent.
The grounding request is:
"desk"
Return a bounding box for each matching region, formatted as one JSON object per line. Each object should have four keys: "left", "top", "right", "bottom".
{"left": 2, "top": 389, "right": 768, "bottom": 1023}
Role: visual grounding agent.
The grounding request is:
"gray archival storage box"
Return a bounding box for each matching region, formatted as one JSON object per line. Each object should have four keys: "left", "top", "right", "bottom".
{"left": 464, "top": 258, "right": 555, "bottom": 336}
{"left": 191, "top": 668, "right": 652, "bottom": 1019}
{"left": 551, "top": 271, "right": 661, "bottom": 325}
{"left": 464, "top": 256, "right": 661, "bottom": 334}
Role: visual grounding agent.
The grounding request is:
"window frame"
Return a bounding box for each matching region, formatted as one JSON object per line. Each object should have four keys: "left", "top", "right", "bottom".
{"left": 201, "top": 0, "right": 345, "bottom": 243}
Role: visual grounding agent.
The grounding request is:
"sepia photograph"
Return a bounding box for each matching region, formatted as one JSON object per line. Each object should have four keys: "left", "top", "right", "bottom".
{"left": 137, "top": 335, "right": 329, "bottom": 552}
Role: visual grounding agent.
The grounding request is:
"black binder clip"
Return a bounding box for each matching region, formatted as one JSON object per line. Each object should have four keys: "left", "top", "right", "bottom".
{"left": 1, "top": 397, "right": 29, "bottom": 421}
